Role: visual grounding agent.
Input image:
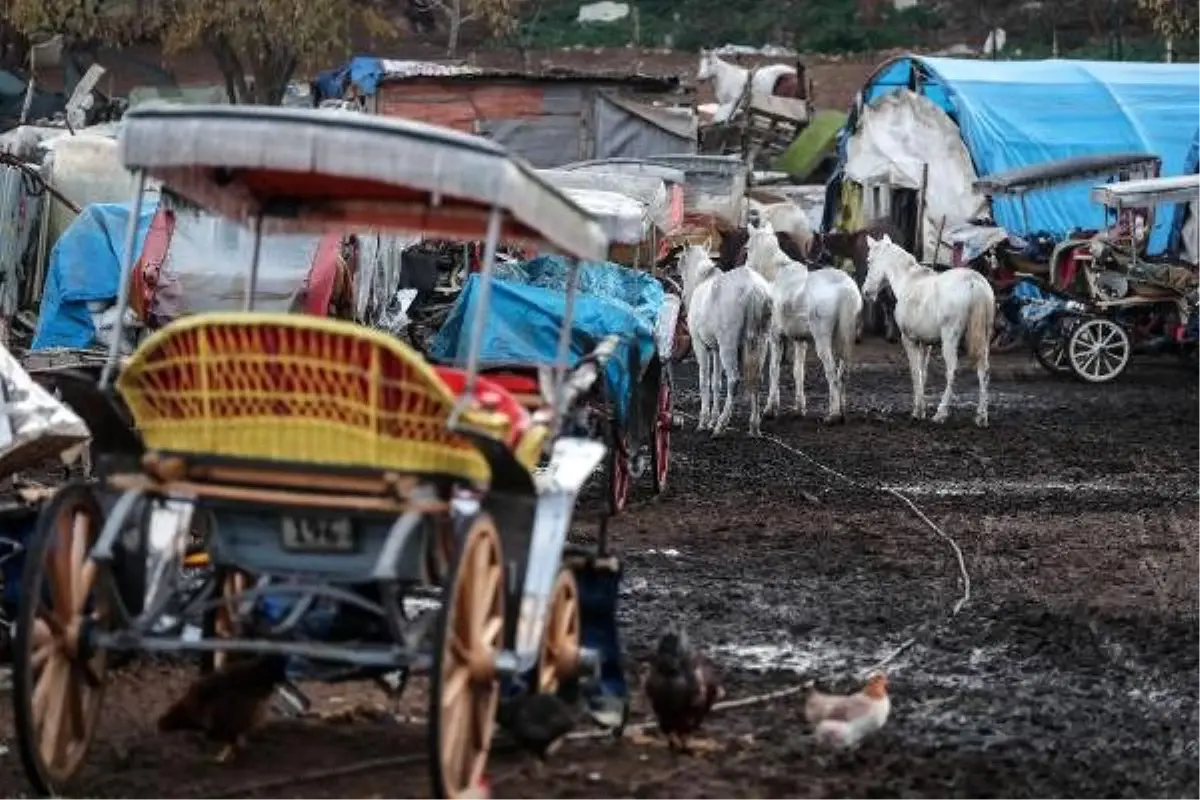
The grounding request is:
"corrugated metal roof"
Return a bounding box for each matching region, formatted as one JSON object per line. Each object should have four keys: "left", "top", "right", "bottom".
{"left": 375, "top": 59, "right": 680, "bottom": 91}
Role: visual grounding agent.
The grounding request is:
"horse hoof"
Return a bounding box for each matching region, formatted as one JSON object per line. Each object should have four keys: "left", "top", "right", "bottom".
{"left": 932, "top": 413, "right": 948, "bottom": 424}
{"left": 975, "top": 416, "right": 989, "bottom": 428}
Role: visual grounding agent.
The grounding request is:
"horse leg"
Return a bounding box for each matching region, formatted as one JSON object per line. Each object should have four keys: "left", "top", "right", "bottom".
{"left": 918, "top": 344, "right": 933, "bottom": 418}
{"left": 712, "top": 340, "right": 741, "bottom": 436}
{"left": 695, "top": 341, "right": 712, "bottom": 430}
{"left": 792, "top": 340, "right": 808, "bottom": 415}
{"left": 933, "top": 328, "right": 961, "bottom": 423}
{"left": 901, "top": 336, "right": 925, "bottom": 419}
{"left": 975, "top": 349, "right": 991, "bottom": 428}
{"left": 700, "top": 347, "right": 720, "bottom": 424}
{"left": 764, "top": 333, "right": 782, "bottom": 417}
{"left": 814, "top": 335, "right": 842, "bottom": 424}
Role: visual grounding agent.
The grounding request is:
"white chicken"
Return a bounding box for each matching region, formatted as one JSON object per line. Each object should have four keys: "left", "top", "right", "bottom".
{"left": 804, "top": 671, "right": 890, "bottom": 749}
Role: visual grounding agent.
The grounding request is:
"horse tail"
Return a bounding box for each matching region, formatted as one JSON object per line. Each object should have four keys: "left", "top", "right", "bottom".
{"left": 739, "top": 283, "right": 774, "bottom": 394}
{"left": 965, "top": 280, "right": 996, "bottom": 364}
{"left": 833, "top": 282, "right": 861, "bottom": 368}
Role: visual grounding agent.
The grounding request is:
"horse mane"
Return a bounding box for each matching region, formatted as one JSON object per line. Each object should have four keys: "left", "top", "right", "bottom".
{"left": 723, "top": 227, "right": 809, "bottom": 272}
{"left": 774, "top": 231, "right": 807, "bottom": 263}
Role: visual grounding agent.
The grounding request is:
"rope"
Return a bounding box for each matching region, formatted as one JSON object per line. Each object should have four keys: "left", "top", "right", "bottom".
{"left": 674, "top": 408, "right": 972, "bottom": 676}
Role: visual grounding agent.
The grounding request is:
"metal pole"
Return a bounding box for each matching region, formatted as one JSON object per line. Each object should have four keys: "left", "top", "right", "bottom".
{"left": 461, "top": 206, "right": 502, "bottom": 397}
{"left": 101, "top": 170, "right": 148, "bottom": 390}
{"left": 553, "top": 258, "right": 580, "bottom": 411}
{"left": 243, "top": 213, "right": 264, "bottom": 311}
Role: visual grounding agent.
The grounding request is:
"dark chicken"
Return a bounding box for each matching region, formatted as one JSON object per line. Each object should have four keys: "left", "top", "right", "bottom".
{"left": 157, "top": 654, "right": 289, "bottom": 762}
{"left": 498, "top": 692, "right": 577, "bottom": 761}
{"left": 641, "top": 628, "right": 724, "bottom": 753}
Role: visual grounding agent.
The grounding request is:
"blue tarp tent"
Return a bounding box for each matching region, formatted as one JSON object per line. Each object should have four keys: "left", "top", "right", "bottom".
{"left": 851, "top": 55, "right": 1200, "bottom": 254}
{"left": 1169, "top": 129, "right": 1200, "bottom": 256}
{"left": 32, "top": 201, "right": 158, "bottom": 351}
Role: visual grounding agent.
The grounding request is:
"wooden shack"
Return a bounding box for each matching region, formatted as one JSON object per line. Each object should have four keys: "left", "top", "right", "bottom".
{"left": 345, "top": 59, "right": 697, "bottom": 168}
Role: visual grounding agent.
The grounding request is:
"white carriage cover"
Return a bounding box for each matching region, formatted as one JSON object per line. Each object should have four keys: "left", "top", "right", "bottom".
{"left": 0, "top": 344, "right": 90, "bottom": 479}
{"left": 558, "top": 187, "right": 649, "bottom": 245}
{"left": 117, "top": 104, "right": 609, "bottom": 261}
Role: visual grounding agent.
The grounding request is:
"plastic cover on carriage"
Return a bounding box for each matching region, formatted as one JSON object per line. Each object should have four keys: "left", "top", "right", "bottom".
{"left": 429, "top": 256, "right": 667, "bottom": 422}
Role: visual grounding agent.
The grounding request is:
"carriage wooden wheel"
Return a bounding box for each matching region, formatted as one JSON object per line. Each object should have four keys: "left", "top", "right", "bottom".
{"left": 12, "top": 482, "right": 109, "bottom": 796}
{"left": 651, "top": 378, "right": 672, "bottom": 494}
{"left": 537, "top": 568, "right": 581, "bottom": 694}
{"left": 608, "top": 430, "right": 631, "bottom": 515}
{"left": 429, "top": 512, "right": 506, "bottom": 799}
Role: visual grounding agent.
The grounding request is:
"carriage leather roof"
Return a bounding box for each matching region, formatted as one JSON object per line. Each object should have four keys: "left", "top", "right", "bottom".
{"left": 856, "top": 55, "right": 1200, "bottom": 254}
{"left": 972, "top": 153, "right": 1161, "bottom": 195}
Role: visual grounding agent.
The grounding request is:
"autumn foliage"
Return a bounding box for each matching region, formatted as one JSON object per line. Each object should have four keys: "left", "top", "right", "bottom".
{"left": 8, "top": 0, "right": 399, "bottom": 104}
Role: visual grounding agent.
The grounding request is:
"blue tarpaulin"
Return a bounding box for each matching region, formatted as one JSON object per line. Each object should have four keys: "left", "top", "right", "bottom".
{"left": 856, "top": 56, "right": 1200, "bottom": 254}
{"left": 32, "top": 200, "right": 159, "bottom": 351}
{"left": 429, "top": 258, "right": 664, "bottom": 422}
{"left": 1169, "top": 128, "right": 1200, "bottom": 256}
{"left": 314, "top": 56, "right": 404, "bottom": 99}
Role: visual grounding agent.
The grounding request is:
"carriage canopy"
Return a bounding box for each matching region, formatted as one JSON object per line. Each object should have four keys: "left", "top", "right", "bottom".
{"left": 117, "top": 104, "right": 609, "bottom": 261}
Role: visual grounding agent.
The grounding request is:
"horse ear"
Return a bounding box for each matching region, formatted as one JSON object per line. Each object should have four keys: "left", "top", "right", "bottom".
{"left": 881, "top": 234, "right": 893, "bottom": 245}
{"left": 865, "top": 234, "right": 878, "bottom": 248}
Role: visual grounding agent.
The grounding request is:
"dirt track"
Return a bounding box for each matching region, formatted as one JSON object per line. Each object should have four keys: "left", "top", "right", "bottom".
{"left": 1, "top": 340, "right": 1197, "bottom": 798}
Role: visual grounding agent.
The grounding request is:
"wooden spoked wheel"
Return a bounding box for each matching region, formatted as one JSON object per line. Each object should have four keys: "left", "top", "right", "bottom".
{"left": 651, "top": 377, "right": 672, "bottom": 495}
{"left": 429, "top": 513, "right": 506, "bottom": 800}
{"left": 607, "top": 428, "right": 631, "bottom": 515}
{"left": 537, "top": 569, "right": 581, "bottom": 694}
{"left": 201, "top": 568, "right": 251, "bottom": 675}
{"left": 12, "top": 482, "right": 108, "bottom": 796}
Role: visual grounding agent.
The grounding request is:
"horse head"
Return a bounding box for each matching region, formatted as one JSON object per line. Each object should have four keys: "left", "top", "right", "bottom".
{"left": 745, "top": 219, "right": 786, "bottom": 278}
{"left": 679, "top": 244, "right": 717, "bottom": 308}
{"left": 862, "top": 233, "right": 904, "bottom": 300}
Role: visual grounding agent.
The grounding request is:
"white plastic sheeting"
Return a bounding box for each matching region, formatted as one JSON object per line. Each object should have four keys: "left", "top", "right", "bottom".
{"left": 149, "top": 211, "right": 320, "bottom": 321}
{"left": 0, "top": 342, "right": 90, "bottom": 479}
{"left": 845, "top": 90, "right": 987, "bottom": 262}
{"left": 560, "top": 188, "right": 649, "bottom": 244}
{"left": 537, "top": 168, "right": 671, "bottom": 233}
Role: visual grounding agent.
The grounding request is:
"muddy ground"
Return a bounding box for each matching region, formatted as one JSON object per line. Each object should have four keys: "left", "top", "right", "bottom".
{"left": 1, "top": 340, "right": 1196, "bottom": 798}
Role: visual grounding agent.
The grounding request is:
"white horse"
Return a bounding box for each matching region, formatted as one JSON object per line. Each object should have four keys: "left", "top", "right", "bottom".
{"left": 696, "top": 50, "right": 796, "bottom": 124}
{"left": 679, "top": 244, "right": 774, "bottom": 436}
{"left": 744, "top": 220, "right": 862, "bottom": 423}
{"left": 862, "top": 234, "right": 995, "bottom": 427}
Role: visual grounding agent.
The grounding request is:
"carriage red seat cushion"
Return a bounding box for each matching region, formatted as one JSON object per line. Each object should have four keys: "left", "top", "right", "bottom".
{"left": 433, "top": 367, "right": 531, "bottom": 449}
{"left": 480, "top": 371, "right": 540, "bottom": 398}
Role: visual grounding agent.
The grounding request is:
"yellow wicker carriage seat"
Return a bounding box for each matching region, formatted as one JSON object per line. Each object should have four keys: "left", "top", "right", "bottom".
{"left": 115, "top": 312, "right": 545, "bottom": 484}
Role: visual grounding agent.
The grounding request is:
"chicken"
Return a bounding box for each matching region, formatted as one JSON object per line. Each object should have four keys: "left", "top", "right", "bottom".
{"left": 638, "top": 628, "right": 725, "bottom": 754}
{"left": 157, "top": 654, "right": 289, "bottom": 762}
{"left": 497, "top": 692, "right": 577, "bottom": 762}
{"left": 804, "top": 671, "right": 890, "bottom": 749}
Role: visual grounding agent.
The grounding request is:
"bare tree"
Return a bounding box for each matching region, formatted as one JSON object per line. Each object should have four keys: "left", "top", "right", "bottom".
{"left": 1137, "top": 0, "right": 1198, "bottom": 59}
{"left": 423, "top": 0, "right": 518, "bottom": 57}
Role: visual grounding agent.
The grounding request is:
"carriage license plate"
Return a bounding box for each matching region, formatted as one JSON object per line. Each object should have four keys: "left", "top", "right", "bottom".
{"left": 279, "top": 516, "right": 356, "bottom": 552}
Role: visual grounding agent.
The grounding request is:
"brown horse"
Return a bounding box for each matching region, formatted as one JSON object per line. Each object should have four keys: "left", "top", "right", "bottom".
{"left": 717, "top": 228, "right": 807, "bottom": 271}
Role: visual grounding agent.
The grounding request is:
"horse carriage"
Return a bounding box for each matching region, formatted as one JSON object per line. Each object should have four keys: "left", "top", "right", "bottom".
{"left": 963, "top": 153, "right": 1154, "bottom": 363}
{"left": 8, "top": 104, "right": 634, "bottom": 798}
{"left": 429, "top": 161, "right": 685, "bottom": 517}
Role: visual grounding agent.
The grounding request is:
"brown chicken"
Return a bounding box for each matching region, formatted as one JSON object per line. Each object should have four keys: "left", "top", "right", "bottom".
{"left": 638, "top": 628, "right": 725, "bottom": 754}
{"left": 804, "top": 671, "right": 891, "bottom": 749}
{"left": 157, "top": 654, "right": 289, "bottom": 762}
